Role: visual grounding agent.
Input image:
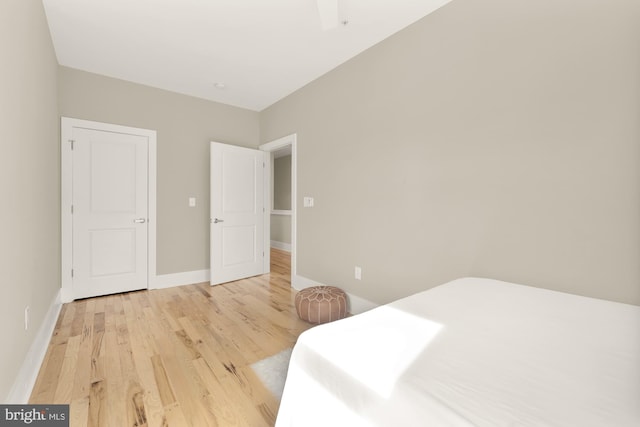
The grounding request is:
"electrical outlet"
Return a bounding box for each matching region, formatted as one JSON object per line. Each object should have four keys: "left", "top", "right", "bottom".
{"left": 24, "top": 306, "right": 29, "bottom": 331}
{"left": 355, "top": 266, "right": 362, "bottom": 280}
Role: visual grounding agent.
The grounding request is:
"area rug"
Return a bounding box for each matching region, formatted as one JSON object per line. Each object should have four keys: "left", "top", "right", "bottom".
{"left": 251, "top": 348, "right": 293, "bottom": 399}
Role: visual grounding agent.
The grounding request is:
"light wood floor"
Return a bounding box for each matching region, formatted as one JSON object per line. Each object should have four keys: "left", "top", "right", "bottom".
{"left": 30, "top": 248, "right": 311, "bottom": 427}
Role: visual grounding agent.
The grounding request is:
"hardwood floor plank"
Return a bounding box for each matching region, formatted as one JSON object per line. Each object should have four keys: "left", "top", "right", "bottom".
{"left": 71, "top": 396, "right": 90, "bottom": 427}
{"left": 128, "top": 313, "right": 165, "bottom": 426}
{"left": 191, "top": 359, "right": 237, "bottom": 426}
{"left": 69, "top": 300, "right": 87, "bottom": 338}
{"left": 150, "top": 355, "right": 176, "bottom": 408}
{"left": 71, "top": 312, "right": 94, "bottom": 402}
{"left": 163, "top": 402, "right": 190, "bottom": 427}
{"left": 30, "top": 342, "right": 67, "bottom": 404}
{"left": 126, "top": 381, "right": 148, "bottom": 427}
{"left": 90, "top": 319, "right": 106, "bottom": 384}
{"left": 53, "top": 335, "right": 81, "bottom": 403}
{"left": 50, "top": 303, "right": 75, "bottom": 346}
{"left": 30, "top": 248, "right": 311, "bottom": 426}
{"left": 104, "top": 328, "right": 125, "bottom": 427}
{"left": 88, "top": 378, "right": 107, "bottom": 427}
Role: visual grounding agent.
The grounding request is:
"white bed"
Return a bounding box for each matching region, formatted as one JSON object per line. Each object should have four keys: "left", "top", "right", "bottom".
{"left": 276, "top": 277, "right": 640, "bottom": 427}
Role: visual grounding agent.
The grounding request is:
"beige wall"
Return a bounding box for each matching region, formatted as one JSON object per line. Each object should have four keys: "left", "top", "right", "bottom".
{"left": 261, "top": 0, "right": 640, "bottom": 305}
{"left": 271, "top": 215, "right": 292, "bottom": 245}
{"left": 0, "top": 0, "right": 60, "bottom": 399}
{"left": 274, "top": 155, "right": 292, "bottom": 210}
{"left": 271, "top": 154, "right": 292, "bottom": 244}
{"left": 58, "top": 67, "right": 260, "bottom": 275}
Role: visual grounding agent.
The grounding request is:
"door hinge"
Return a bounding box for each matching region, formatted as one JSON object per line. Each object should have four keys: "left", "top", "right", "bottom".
{"left": 71, "top": 269, "right": 74, "bottom": 278}
{"left": 69, "top": 139, "right": 75, "bottom": 150}
{"left": 71, "top": 205, "right": 74, "bottom": 214}
{"left": 263, "top": 162, "right": 265, "bottom": 168}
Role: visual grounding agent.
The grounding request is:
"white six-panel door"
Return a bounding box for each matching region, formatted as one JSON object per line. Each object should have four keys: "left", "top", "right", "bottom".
{"left": 210, "top": 142, "right": 266, "bottom": 285}
{"left": 69, "top": 124, "right": 150, "bottom": 299}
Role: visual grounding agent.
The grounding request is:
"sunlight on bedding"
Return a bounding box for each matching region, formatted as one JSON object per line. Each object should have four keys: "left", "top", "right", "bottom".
{"left": 277, "top": 278, "right": 640, "bottom": 427}
{"left": 286, "top": 368, "right": 374, "bottom": 427}
{"left": 304, "top": 306, "right": 442, "bottom": 398}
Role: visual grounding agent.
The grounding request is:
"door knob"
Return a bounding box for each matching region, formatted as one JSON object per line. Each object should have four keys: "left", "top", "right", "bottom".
{"left": 213, "top": 218, "right": 224, "bottom": 224}
{"left": 133, "top": 218, "right": 146, "bottom": 223}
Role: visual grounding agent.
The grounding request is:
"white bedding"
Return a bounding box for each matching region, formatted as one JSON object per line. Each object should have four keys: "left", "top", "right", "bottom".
{"left": 276, "top": 278, "right": 640, "bottom": 427}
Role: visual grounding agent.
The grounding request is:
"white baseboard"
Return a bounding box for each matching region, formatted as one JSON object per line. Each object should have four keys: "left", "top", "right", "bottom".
{"left": 6, "top": 289, "right": 63, "bottom": 404}
{"left": 347, "top": 293, "right": 379, "bottom": 314}
{"left": 292, "top": 274, "right": 379, "bottom": 315}
{"left": 151, "top": 269, "right": 211, "bottom": 290}
{"left": 270, "top": 240, "right": 291, "bottom": 252}
{"left": 290, "top": 274, "right": 323, "bottom": 291}
{"left": 60, "top": 286, "right": 73, "bottom": 303}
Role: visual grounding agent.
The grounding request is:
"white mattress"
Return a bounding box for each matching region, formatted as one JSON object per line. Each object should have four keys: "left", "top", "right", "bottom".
{"left": 276, "top": 278, "right": 640, "bottom": 427}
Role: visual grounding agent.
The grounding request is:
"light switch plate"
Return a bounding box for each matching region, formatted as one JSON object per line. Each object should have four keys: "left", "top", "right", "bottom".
{"left": 303, "top": 197, "right": 314, "bottom": 207}
{"left": 189, "top": 197, "right": 196, "bottom": 207}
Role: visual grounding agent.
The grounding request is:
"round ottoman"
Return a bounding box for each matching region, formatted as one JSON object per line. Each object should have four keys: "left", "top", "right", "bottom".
{"left": 295, "top": 286, "right": 348, "bottom": 324}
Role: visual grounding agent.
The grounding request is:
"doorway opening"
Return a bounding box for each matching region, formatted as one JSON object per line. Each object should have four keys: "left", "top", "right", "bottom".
{"left": 260, "top": 134, "right": 297, "bottom": 284}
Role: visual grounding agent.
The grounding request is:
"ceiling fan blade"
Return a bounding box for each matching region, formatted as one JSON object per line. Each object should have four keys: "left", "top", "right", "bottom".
{"left": 317, "top": 0, "right": 339, "bottom": 31}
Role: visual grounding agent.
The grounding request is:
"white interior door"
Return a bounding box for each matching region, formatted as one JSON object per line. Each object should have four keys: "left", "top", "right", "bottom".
{"left": 210, "top": 142, "right": 266, "bottom": 285}
{"left": 71, "top": 126, "right": 149, "bottom": 299}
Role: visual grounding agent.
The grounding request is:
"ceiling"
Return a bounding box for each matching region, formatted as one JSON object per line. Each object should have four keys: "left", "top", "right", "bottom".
{"left": 43, "top": 0, "right": 452, "bottom": 112}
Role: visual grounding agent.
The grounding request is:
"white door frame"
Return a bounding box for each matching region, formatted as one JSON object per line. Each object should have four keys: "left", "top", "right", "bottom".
{"left": 61, "top": 117, "right": 157, "bottom": 302}
{"left": 259, "top": 134, "right": 297, "bottom": 279}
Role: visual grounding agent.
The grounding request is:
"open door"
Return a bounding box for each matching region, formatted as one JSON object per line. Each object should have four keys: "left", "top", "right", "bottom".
{"left": 210, "top": 142, "right": 266, "bottom": 285}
